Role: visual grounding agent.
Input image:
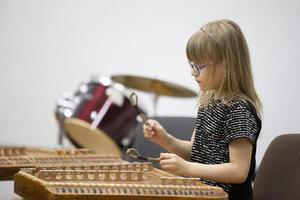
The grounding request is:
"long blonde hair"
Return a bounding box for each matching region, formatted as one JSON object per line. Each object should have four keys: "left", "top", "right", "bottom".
{"left": 186, "top": 19, "right": 262, "bottom": 118}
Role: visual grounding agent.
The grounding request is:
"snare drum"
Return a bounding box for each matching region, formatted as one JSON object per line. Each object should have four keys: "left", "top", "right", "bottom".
{"left": 56, "top": 76, "right": 141, "bottom": 156}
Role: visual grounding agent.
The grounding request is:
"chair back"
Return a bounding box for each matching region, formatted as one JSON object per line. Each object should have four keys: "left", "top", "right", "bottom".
{"left": 253, "top": 134, "right": 300, "bottom": 200}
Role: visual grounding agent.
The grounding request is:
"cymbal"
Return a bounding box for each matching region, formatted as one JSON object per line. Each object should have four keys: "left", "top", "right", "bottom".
{"left": 111, "top": 75, "right": 197, "bottom": 98}
{"left": 64, "top": 118, "right": 122, "bottom": 157}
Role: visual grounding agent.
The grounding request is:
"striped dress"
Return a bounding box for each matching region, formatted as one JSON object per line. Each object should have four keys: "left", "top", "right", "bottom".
{"left": 190, "top": 99, "right": 261, "bottom": 200}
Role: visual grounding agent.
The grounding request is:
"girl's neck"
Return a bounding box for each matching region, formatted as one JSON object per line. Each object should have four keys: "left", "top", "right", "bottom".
{"left": 211, "top": 90, "right": 231, "bottom": 101}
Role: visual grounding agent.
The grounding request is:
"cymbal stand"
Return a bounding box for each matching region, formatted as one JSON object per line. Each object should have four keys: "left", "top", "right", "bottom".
{"left": 153, "top": 94, "right": 159, "bottom": 116}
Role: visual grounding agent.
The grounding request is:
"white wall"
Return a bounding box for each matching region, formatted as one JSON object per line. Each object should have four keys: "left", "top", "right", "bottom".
{"left": 1, "top": 0, "right": 300, "bottom": 165}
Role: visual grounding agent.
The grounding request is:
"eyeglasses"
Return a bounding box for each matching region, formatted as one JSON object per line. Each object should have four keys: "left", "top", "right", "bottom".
{"left": 188, "top": 61, "right": 210, "bottom": 76}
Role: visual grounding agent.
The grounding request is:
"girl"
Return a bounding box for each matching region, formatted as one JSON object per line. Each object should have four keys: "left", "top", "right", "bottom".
{"left": 143, "top": 19, "right": 262, "bottom": 200}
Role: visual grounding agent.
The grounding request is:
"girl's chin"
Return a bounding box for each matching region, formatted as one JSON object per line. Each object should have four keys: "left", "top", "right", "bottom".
{"left": 199, "top": 85, "right": 208, "bottom": 91}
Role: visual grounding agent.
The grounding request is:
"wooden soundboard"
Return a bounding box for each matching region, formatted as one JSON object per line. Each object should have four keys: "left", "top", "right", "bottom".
{"left": 0, "top": 146, "right": 118, "bottom": 180}
{"left": 15, "top": 162, "right": 228, "bottom": 200}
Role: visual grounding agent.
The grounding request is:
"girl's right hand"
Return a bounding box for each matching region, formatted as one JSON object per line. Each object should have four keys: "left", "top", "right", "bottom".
{"left": 143, "top": 119, "right": 169, "bottom": 147}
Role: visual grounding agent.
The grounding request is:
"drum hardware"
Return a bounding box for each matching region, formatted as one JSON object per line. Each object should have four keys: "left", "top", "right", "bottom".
{"left": 55, "top": 93, "right": 77, "bottom": 145}
{"left": 129, "top": 92, "right": 148, "bottom": 124}
{"left": 89, "top": 97, "right": 113, "bottom": 128}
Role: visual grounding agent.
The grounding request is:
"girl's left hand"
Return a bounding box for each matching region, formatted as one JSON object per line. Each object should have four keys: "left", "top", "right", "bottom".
{"left": 159, "top": 153, "right": 191, "bottom": 176}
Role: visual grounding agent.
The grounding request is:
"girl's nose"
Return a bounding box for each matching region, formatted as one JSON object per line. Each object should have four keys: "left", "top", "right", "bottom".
{"left": 191, "top": 71, "right": 196, "bottom": 77}
{"left": 191, "top": 70, "right": 200, "bottom": 77}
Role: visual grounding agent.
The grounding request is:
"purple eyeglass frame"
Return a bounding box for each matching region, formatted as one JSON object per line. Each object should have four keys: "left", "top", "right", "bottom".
{"left": 188, "top": 61, "right": 210, "bottom": 76}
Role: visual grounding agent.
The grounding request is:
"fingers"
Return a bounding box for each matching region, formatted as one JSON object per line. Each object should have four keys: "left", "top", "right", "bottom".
{"left": 160, "top": 164, "right": 176, "bottom": 170}
{"left": 143, "top": 120, "right": 153, "bottom": 130}
{"left": 159, "top": 158, "right": 173, "bottom": 165}
{"left": 159, "top": 153, "right": 176, "bottom": 170}
{"left": 145, "top": 119, "right": 156, "bottom": 129}
{"left": 143, "top": 123, "right": 153, "bottom": 132}
{"left": 143, "top": 123, "right": 154, "bottom": 139}
{"left": 143, "top": 119, "right": 158, "bottom": 137}
{"left": 159, "top": 153, "right": 174, "bottom": 165}
{"left": 144, "top": 131, "right": 154, "bottom": 139}
{"left": 160, "top": 153, "right": 174, "bottom": 160}
{"left": 143, "top": 119, "right": 167, "bottom": 146}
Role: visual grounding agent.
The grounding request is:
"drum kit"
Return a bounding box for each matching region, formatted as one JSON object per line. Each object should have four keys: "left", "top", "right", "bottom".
{"left": 55, "top": 75, "right": 197, "bottom": 157}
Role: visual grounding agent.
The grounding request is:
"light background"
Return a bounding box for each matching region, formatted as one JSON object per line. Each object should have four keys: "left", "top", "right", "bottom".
{"left": 1, "top": 0, "right": 299, "bottom": 165}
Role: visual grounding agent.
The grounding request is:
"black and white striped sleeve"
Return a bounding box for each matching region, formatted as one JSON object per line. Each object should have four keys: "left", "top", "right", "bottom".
{"left": 223, "top": 101, "right": 258, "bottom": 144}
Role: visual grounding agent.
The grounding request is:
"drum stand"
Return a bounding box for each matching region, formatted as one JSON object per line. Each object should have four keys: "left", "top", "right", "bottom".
{"left": 56, "top": 110, "right": 71, "bottom": 147}
{"left": 153, "top": 94, "right": 159, "bottom": 116}
{"left": 58, "top": 125, "right": 65, "bottom": 146}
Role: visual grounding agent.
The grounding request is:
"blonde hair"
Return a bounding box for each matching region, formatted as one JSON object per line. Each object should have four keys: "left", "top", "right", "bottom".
{"left": 186, "top": 19, "right": 262, "bottom": 118}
